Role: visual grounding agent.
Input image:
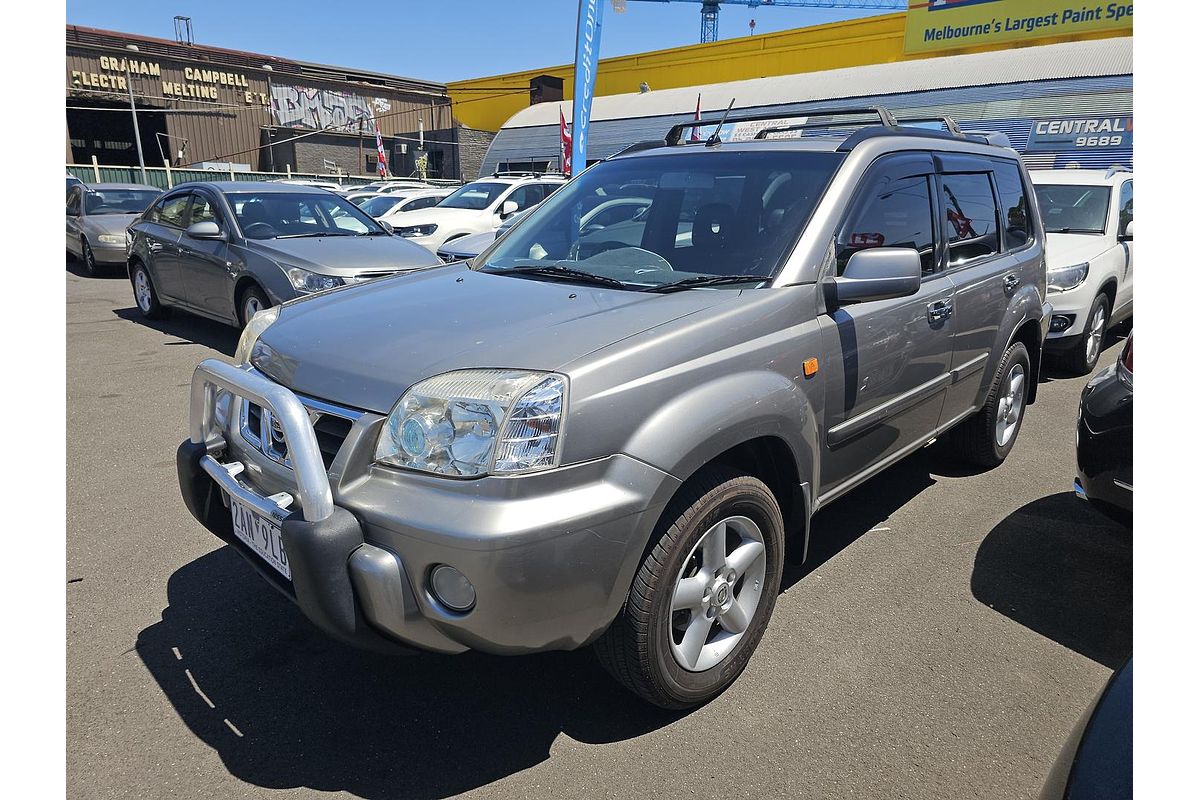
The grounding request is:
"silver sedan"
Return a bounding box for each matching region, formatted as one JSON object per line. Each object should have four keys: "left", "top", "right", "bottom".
{"left": 66, "top": 183, "right": 161, "bottom": 277}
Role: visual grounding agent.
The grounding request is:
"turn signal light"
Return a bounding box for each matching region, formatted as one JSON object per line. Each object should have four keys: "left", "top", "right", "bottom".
{"left": 803, "top": 358, "right": 819, "bottom": 377}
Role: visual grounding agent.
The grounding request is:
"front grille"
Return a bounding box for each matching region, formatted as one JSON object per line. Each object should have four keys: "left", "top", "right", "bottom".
{"left": 239, "top": 395, "right": 360, "bottom": 471}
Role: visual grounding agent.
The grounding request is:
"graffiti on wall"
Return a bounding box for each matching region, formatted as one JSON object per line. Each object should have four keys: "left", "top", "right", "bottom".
{"left": 271, "top": 84, "right": 379, "bottom": 133}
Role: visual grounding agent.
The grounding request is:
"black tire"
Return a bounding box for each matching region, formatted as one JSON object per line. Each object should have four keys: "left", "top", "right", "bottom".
{"left": 1065, "top": 294, "right": 1110, "bottom": 376}
{"left": 594, "top": 465, "right": 785, "bottom": 709}
{"left": 130, "top": 261, "right": 168, "bottom": 320}
{"left": 81, "top": 238, "right": 99, "bottom": 277}
{"left": 238, "top": 285, "right": 272, "bottom": 328}
{"left": 943, "top": 341, "right": 1031, "bottom": 468}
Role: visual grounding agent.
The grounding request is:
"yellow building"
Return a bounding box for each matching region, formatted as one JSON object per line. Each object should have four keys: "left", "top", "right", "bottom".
{"left": 448, "top": 11, "right": 1129, "bottom": 132}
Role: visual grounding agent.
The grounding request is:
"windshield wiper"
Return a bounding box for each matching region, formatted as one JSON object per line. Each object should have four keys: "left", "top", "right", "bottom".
{"left": 644, "top": 274, "right": 768, "bottom": 293}
{"left": 275, "top": 231, "right": 355, "bottom": 239}
{"left": 1045, "top": 227, "right": 1103, "bottom": 234}
{"left": 486, "top": 264, "right": 630, "bottom": 290}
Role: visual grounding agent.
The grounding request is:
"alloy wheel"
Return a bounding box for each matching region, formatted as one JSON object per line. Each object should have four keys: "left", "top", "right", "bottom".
{"left": 134, "top": 270, "right": 152, "bottom": 313}
{"left": 669, "top": 515, "right": 768, "bottom": 672}
{"left": 994, "top": 362, "right": 1025, "bottom": 447}
{"left": 1086, "top": 305, "right": 1107, "bottom": 366}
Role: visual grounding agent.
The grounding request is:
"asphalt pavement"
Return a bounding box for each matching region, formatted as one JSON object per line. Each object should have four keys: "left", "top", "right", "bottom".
{"left": 66, "top": 260, "right": 1131, "bottom": 800}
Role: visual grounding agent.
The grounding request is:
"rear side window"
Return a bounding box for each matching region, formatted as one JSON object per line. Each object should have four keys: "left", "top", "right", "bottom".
{"left": 151, "top": 194, "right": 190, "bottom": 228}
{"left": 838, "top": 174, "right": 937, "bottom": 275}
{"left": 1118, "top": 180, "right": 1133, "bottom": 234}
{"left": 940, "top": 173, "right": 1000, "bottom": 267}
{"left": 992, "top": 161, "right": 1032, "bottom": 250}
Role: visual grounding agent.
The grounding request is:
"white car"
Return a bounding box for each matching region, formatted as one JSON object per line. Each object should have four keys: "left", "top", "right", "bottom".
{"left": 273, "top": 178, "right": 347, "bottom": 193}
{"left": 373, "top": 188, "right": 454, "bottom": 225}
{"left": 391, "top": 173, "right": 567, "bottom": 251}
{"left": 1030, "top": 167, "right": 1133, "bottom": 374}
{"left": 370, "top": 180, "right": 436, "bottom": 194}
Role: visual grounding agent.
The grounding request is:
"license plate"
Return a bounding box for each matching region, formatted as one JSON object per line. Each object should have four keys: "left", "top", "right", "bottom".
{"left": 230, "top": 496, "right": 291, "bottom": 580}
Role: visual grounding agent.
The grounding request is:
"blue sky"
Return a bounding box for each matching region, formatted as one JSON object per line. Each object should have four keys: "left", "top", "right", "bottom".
{"left": 65, "top": 0, "right": 887, "bottom": 82}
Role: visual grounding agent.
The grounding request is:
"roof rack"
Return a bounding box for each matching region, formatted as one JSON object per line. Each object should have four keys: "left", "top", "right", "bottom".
{"left": 664, "top": 106, "right": 900, "bottom": 146}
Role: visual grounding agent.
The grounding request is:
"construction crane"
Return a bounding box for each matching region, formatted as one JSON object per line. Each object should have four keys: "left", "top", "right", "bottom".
{"left": 612, "top": 0, "right": 909, "bottom": 44}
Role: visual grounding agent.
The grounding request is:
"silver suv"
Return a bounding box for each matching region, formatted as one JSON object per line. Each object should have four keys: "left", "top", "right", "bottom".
{"left": 177, "top": 108, "right": 1050, "bottom": 708}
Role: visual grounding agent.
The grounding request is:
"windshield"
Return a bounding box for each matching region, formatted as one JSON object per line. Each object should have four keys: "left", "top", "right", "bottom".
{"left": 476, "top": 150, "right": 843, "bottom": 290}
{"left": 359, "top": 195, "right": 405, "bottom": 216}
{"left": 1033, "top": 184, "right": 1110, "bottom": 233}
{"left": 438, "top": 182, "right": 508, "bottom": 210}
{"left": 84, "top": 189, "right": 159, "bottom": 215}
{"left": 228, "top": 191, "right": 385, "bottom": 239}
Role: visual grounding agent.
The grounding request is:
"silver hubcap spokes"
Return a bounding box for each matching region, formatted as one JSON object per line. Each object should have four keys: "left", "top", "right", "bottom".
{"left": 994, "top": 363, "right": 1025, "bottom": 447}
{"left": 244, "top": 296, "right": 262, "bottom": 321}
{"left": 134, "top": 271, "right": 151, "bottom": 312}
{"left": 1086, "top": 306, "right": 1106, "bottom": 364}
{"left": 669, "top": 515, "right": 767, "bottom": 672}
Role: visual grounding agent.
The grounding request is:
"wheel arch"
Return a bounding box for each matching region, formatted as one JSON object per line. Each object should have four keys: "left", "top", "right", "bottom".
{"left": 1009, "top": 317, "right": 1043, "bottom": 405}
{"left": 233, "top": 276, "right": 268, "bottom": 323}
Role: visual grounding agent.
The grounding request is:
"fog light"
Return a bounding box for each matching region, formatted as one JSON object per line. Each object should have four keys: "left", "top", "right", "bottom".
{"left": 430, "top": 564, "right": 476, "bottom": 611}
{"left": 1050, "top": 314, "right": 1074, "bottom": 333}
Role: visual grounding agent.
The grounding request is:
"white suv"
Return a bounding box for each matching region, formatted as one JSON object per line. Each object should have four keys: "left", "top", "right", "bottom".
{"left": 391, "top": 173, "right": 567, "bottom": 251}
{"left": 1030, "top": 167, "right": 1133, "bottom": 374}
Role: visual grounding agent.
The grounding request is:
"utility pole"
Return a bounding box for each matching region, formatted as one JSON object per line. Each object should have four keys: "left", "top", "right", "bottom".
{"left": 124, "top": 44, "right": 147, "bottom": 183}
{"left": 262, "top": 64, "right": 275, "bottom": 172}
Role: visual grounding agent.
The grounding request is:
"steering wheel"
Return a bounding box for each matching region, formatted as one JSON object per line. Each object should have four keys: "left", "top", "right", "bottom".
{"left": 243, "top": 222, "right": 279, "bottom": 239}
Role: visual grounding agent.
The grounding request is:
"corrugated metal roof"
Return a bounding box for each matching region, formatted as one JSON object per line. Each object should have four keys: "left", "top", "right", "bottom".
{"left": 503, "top": 37, "right": 1131, "bottom": 130}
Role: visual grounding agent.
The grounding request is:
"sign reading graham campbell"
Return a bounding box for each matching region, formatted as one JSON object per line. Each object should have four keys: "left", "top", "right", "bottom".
{"left": 904, "top": 0, "right": 1133, "bottom": 54}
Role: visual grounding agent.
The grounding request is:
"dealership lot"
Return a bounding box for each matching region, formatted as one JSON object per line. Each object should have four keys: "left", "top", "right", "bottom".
{"left": 66, "top": 263, "right": 1130, "bottom": 800}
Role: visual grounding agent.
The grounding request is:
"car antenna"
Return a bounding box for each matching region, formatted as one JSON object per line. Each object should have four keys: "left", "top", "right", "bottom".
{"left": 705, "top": 98, "right": 737, "bottom": 147}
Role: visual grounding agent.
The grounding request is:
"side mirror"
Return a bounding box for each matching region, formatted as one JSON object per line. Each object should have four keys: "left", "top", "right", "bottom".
{"left": 186, "top": 220, "right": 226, "bottom": 241}
{"left": 1118, "top": 220, "right": 1133, "bottom": 242}
{"left": 378, "top": 220, "right": 394, "bottom": 235}
{"left": 499, "top": 200, "right": 519, "bottom": 218}
{"left": 833, "top": 247, "right": 922, "bottom": 304}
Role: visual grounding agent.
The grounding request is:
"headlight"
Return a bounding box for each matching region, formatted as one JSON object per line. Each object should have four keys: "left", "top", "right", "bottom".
{"left": 396, "top": 223, "right": 438, "bottom": 238}
{"left": 233, "top": 306, "right": 279, "bottom": 365}
{"left": 1048, "top": 262, "right": 1089, "bottom": 292}
{"left": 97, "top": 233, "right": 124, "bottom": 245}
{"left": 375, "top": 369, "right": 567, "bottom": 477}
{"left": 286, "top": 267, "right": 345, "bottom": 293}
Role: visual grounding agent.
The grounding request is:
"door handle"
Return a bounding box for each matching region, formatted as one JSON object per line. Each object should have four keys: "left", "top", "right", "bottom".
{"left": 1003, "top": 273, "right": 1020, "bottom": 292}
{"left": 927, "top": 299, "right": 954, "bottom": 324}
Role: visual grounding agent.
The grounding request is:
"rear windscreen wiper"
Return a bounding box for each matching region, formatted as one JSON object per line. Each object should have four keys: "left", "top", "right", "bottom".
{"left": 644, "top": 274, "right": 768, "bottom": 293}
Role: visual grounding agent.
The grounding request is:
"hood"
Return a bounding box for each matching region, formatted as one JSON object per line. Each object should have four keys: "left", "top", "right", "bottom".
{"left": 1044, "top": 232, "right": 1112, "bottom": 268}
{"left": 437, "top": 230, "right": 495, "bottom": 258}
{"left": 84, "top": 212, "right": 139, "bottom": 236}
{"left": 388, "top": 206, "right": 482, "bottom": 228}
{"left": 246, "top": 234, "right": 440, "bottom": 276}
{"left": 256, "top": 263, "right": 735, "bottom": 414}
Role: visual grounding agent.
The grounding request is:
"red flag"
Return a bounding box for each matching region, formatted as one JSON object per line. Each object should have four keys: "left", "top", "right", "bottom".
{"left": 372, "top": 116, "right": 389, "bottom": 177}
{"left": 560, "top": 107, "right": 573, "bottom": 175}
{"left": 689, "top": 93, "right": 702, "bottom": 142}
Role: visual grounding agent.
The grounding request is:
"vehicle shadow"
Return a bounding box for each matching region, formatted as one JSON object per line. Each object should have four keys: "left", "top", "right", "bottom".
{"left": 136, "top": 547, "right": 681, "bottom": 800}
{"left": 114, "top": 306, "right": 239, "bottom": 357}
{"left": 1040, "top": 329, "right": 1128, "bottom": 382}
{"left": 970, "top": 492, "right": 1131, "bottom": 669}
{"left": 65, "top": 257, "right": 126, "bottom": 279}
{"left": 784, "top": 446, "right": 937, "bottom": 589}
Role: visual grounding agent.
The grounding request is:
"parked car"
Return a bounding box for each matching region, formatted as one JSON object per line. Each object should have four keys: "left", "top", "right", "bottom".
{"left": 390, "top": 173, "right": 567, "bottom": 251}
{"left": 272, "top": 178, "right": 346, "bottom": 193}
{"left": 177, "top": 108, "right": 1049, "bottom": 708}
{"left": 374, "top": 188, "right": 454, "bottom": 224}
{"left": 1031, "top": 167, "right": 1133, "bottom": 375}
{"left": 1074, "top": 332, "right": 1132, "bottom": 525}
{"left": 127, "top": 181, "right": 441, "bottom": 327}
{"left": 1039, "top": 659, "right": 1131, "bottom": 800}
{"left": 373, "top": 179, "right": 436, "bottom": 194}
{"left": 346, "top": 191, "right": 383, "bottom": 205}
{"left": 66, "top": 183, "right": 161, "bottom": 277}
{"left": 436, "top": 196, "right": 651, "bottom": 262}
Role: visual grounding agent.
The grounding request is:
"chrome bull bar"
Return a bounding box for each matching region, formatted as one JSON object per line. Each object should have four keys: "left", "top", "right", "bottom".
{"left": 189, "top": 358, "right": 335, "bottom": 523}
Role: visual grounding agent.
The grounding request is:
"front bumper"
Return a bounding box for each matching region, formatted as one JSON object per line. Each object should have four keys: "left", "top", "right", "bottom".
{"left": 92, "top": 241, "right": 128, "bottom": 264}
{"left": 178, "top": 359, "right": 679, "bottom": 656}
{"left": 1045, "top": 284, "right": 1094, "bottom": 341}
